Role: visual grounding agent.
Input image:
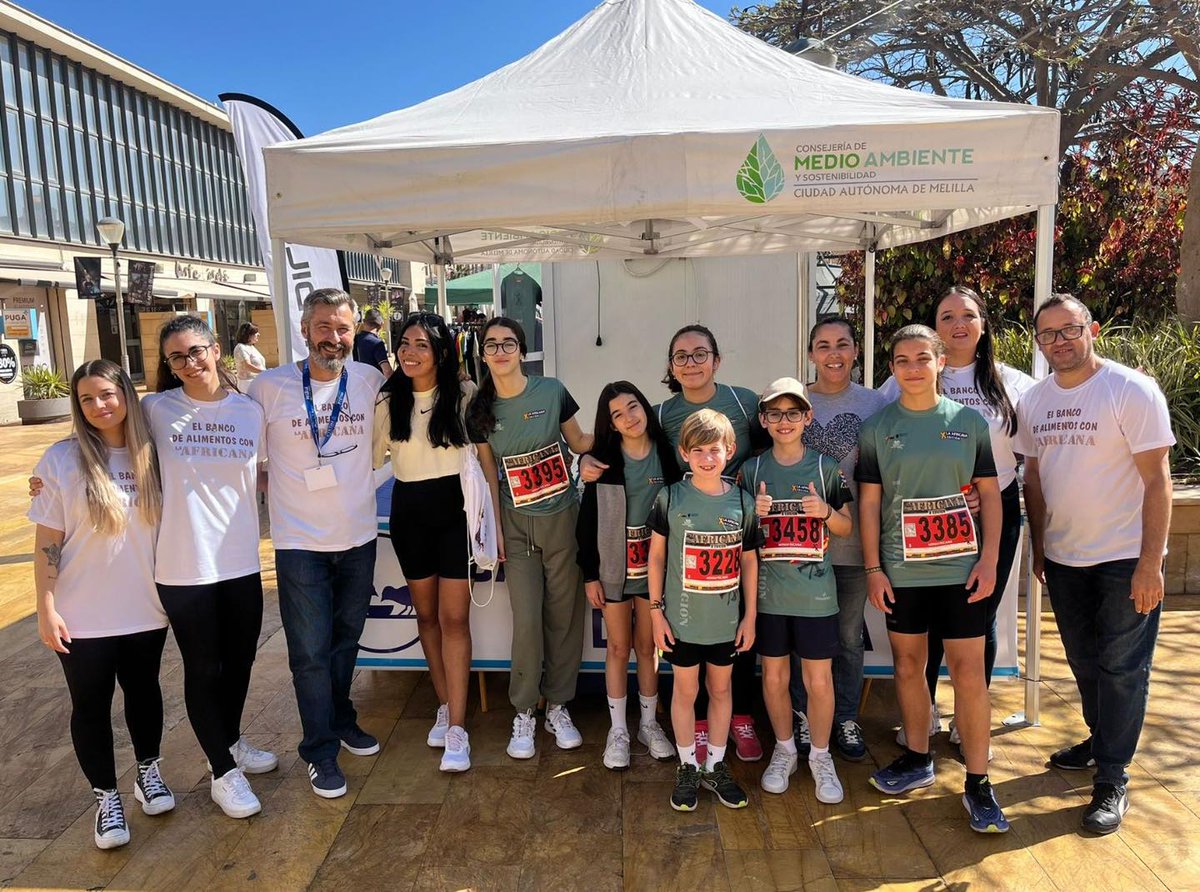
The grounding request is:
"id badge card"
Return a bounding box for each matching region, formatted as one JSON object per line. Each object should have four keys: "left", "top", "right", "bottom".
{"left": 304, "top": 464, "right": 338, "bottom": 492}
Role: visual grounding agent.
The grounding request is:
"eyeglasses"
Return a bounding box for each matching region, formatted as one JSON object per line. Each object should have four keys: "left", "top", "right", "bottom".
{"left": 1034, "top": 324, "right": 1087, "bottom": 346}
{"left": 762, "top": 409, "right": 807, "bottom": 424}
{"left": 670, "top": 348, "right": 711, "bottom": 367}
{"left": 482, "top": 339, "right": 520, "bottom": 356}
{"left": 166, "top": 344, "right": 213, "bottom": 370}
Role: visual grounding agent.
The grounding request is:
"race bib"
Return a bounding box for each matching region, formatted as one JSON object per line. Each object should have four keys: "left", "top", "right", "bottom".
{"left": 760, "top": 500, "right": 827, "bottom": 562}
{"left": 502, "top": 443, "right": 570, "bottom": 508}
{"left": 682, "top": 529, "right": 743, "bottom": 594}
{"left": 901, "top": 493, "right": 977, "bottom": 562}
{"left": 626, "top": 525, "right": 650, "bottom": 580}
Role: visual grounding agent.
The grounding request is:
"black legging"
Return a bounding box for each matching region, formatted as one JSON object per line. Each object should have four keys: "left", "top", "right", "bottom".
{"left": 927, "top": 480, "right": 1022, "bottom": 694}
{"left": 57, "top": 627, "right": 168, "bottom": 790}
{"left": 157, "top": 573, "right": 264, "bottom": 777}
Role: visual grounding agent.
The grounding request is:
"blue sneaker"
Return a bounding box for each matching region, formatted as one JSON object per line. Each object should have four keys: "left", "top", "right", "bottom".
{"left": 963, "top": 780, "right": 1010, "bottom": 833}
{"left": 869, "top": 754, "right": 935, "bottom": 794}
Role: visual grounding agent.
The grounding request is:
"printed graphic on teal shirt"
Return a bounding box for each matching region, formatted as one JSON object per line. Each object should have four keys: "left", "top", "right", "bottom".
{"left": 856, "top": 397, "right": 995, "bottom": 587}
{"left": 655, "top": 384, "right": 759, "bottom": 476}
{"left": 486, "top": 376, "right": 580, "bottom": 516}
{"left": 741, "top": 450, "right": 851, "bottom": 617}
{"left": 622, "top": 449, "right": 665, "bottom": 595}
{"left": 648, "top": 480, "right": 761, "bottom": 645}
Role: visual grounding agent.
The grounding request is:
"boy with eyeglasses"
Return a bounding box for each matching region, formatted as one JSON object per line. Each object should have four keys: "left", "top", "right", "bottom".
{"left": 740, "top": 378, "right": 853, "bottom": 801}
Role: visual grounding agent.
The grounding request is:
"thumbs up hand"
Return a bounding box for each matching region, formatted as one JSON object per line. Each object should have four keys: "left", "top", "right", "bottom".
{"left": 801, "top": 481, "right": 829, "bottom": 519}
{"left": 755, "top": 481, "right": 773, "bottom": 518}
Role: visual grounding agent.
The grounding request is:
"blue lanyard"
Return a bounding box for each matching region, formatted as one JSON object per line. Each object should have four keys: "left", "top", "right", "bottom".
{"left": 302, "top": 361, "right": 348, "bottom": 460}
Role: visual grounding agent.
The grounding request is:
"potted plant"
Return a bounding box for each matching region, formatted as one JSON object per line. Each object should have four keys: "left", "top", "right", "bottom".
{"left": 17, "top": 365, "right": 71, "bottom": 424}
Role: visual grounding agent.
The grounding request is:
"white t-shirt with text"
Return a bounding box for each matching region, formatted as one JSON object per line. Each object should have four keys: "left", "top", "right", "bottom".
{"left": 249, "top": 361, "right": 384, "bottom": 552}
{"left": 144, "top": 389, "right": 265, "bottom": 585}
{"left": 28, "top": 440, "right": 166, "bottom": 638}
{"left": 1014, "top": 360, "right": 1175, "bottom": 566}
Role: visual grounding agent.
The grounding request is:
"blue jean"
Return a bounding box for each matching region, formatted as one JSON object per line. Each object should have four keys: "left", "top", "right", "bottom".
{"left": 790, "top": 564, "right": 868, "bottom": 724}
{"left": 1045, "top": 557, "right": 1160, "bottom": 787}
{"left": 276, "top": 540, "right": 377, "bottom": 763}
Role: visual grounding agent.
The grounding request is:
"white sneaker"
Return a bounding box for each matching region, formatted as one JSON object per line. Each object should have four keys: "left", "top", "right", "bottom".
{"left": 760, "top": 744, "right": 798, "bottom": 795}
{"left": 92, "top": 788, "right": 130, "bottom": 850}
{"left": 134, "top": 757, "right": 176, "bottom": 815}
{"left": 810, "top": 751, "right": 844, "bottom": 804}
{"left": 507, "top": 711, "right": 537, "bottom": 760}
{"left": 545, "top": 704, "right": 583, "bottom": 750}
{"left": 637, "top": 721, "right": 675, "bottom": 761}
{"left": 440, "top": 725, "right": 471, "bottom": 773}
{"left": 948, "top": 719, "right": 994, "bottom": 761}
{"left": 428, "top": 703, "right": 450, "bottom": 748}
{"left": 896, "top": 702, "right": 940, "bottom": 747}
{"left": 210, "top": 767, "right": 262, "bottom": 819}
{"left": 603, "top": 728, "right": 631, "bottom": 770}
{"left": 232, "top": 737, "right": 279, "bottom": 774}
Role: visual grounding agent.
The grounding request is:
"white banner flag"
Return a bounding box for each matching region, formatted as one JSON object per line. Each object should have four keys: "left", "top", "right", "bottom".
{"left": 221, "top": 93, "right": 344, "bottom": 361}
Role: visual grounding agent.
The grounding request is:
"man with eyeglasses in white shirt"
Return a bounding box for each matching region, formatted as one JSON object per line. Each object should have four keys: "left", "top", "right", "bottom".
{"left": 1014, "top": 293, "right": 1174, "bottom": 835}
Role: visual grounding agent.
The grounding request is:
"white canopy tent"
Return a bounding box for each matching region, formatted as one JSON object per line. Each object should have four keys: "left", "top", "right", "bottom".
{"left": 262, "top": 0, "right": 1059, "bottom": 723}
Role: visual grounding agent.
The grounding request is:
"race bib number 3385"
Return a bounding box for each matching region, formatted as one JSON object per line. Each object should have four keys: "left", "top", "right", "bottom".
{"left": 761, "top": 500, "right": 826, "bottom": 562}
{"left": 682, "top": 529, "right": 742, "bottom": 594}
{"left": 901, "top": 493, "right": 977, "bottom": 562}
{"left": 503, "top": 444, "right": 570, "bottom": 508}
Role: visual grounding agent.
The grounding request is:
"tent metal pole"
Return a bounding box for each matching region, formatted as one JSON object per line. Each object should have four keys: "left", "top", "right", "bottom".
{"left": 270, "top": 237, "right": 294, "bottom": 365}
{"left": 796, "top": 253, "right": 809, "bottom": 380}
{"left": 436, "top": 262, "right": 449, "bottom": 320}
{"left": 863, "top": 245, "right": 876, "bottom": 388}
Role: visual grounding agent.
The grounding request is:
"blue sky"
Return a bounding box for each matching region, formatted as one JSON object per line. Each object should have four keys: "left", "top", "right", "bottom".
{"left": 22, "top": 0, "right": 736, "bottom": 135}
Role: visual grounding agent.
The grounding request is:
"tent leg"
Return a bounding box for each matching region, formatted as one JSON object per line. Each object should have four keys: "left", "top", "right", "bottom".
{"left": 863, "top": 246, "right": 876, "bottom": 388}
{"left": 796, "top": 253, "right": 810, "bottom": 380}
{"left": 436, "top": 262, "right": 449, "bottom": 320}
{"left": 271, "top": 237, "right": 294, "bottom": 365}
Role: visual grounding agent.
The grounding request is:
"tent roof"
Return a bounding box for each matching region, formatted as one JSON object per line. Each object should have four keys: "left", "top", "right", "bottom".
{"left": 264, "top": 0, "right": 1060, "bottom": 262}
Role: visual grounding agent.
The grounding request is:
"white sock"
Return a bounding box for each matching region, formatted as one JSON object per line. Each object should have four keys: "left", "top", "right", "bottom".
{"left": 778, "top": 736, "right": 797, "bottom": 756}
{"left": 607, "top": 696, "right": 628, "bottom": 733}
{"left": 677, "top": 744, "right": 699, "bottom": 767}
{"left": 706, "top": 744, "right": 727, "bottom": 771}
{"left": 638, "top": 693, "right": 658, "bottom": 726}
{"left": 809, "top": 743, "right": 830, "bottom": 759}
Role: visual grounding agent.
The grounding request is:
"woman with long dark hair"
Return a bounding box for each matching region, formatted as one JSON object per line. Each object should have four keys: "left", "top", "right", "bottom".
{"left": 880, "top": 287, "right": 1033, "bottom": 753}
{"left": 30, "top": 360, "right": 172, "bottom": 850}
{"left": 467, "top": 316, "right": 593, "bottom": 761}
{"left": 576, "top": 381, "right": 682, "bottom": 770}
{"left": 373, "top": 313, "right": 476, "bottom": 772}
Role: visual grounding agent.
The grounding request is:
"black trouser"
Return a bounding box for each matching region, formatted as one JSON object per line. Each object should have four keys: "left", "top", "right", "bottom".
{"left": 927, "top": 479, "right": 1021, "bottom": 695}
{"left": 57, "top": 627, "right": 168, "bottom": 790}
{"left": 157, "top": 573, "right": 264, "bottom": 777}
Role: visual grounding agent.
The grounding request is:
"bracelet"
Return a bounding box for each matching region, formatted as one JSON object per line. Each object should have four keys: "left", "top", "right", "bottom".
{"left": 649, "top": 600, "right": 665, "bottom": 611}
{"left": 864, "top": 566, "right": 884, "bottom": 575}
{"left": 822, "top": 504, "right": 833, "bottom": 521}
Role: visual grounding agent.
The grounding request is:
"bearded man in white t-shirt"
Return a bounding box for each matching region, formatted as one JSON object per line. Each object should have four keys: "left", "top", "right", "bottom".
{"left": 1015, "top": 294, "right": 1174, "bottom": 836}
{"left": 247, "top": 289, "right": 386, "bottom": 801}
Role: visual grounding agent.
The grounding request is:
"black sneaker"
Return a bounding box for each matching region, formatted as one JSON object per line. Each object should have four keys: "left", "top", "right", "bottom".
{"left": 340, "top": 725, "right": 380, "bottom": 756}
{"left": 701, "top": 760, "right": 749, "bottom": 809}
{"left": 308, "top": 757, "right": 348, "bottom": 799}
{"left": 1081, "top": 783, "right": 1129, "bottom": 835}
{"left": 671, "top": 763, "right": 702, "bottom": 812}
{"left": 92, "top": 788, "right": 130, "bottom": 850}
{"left": 1049, "top": 738, "right": 1096, "bottom": 771}
{"left": 834, "top": 720, "right": 868, "bottom": 762}
{"left": 134, "top": 757, "right": 176, "bottom": 815}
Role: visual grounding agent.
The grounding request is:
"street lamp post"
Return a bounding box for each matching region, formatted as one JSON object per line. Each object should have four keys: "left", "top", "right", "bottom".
{"left": 380, "top": 265, "right": 393, "bottom": 347}
{"left": 96, "top": 216, "right": 129, "bottom": 376}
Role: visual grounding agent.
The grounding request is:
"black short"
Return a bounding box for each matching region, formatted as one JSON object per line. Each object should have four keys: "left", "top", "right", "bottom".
{"left": 887, "top": 583, "right": 988, "bottom": 639}
{"left": 663, "top": 639, "right": 738, "bottom": 668}
{"left": 389, "top": 474, "right": 469, "bottom": 580}
{"left": 756, "top": 613, "right": 839, "bottom": 659}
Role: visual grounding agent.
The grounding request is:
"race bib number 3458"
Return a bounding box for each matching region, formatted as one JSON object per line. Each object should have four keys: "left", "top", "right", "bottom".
{"left": 901, "top": 493, "right": 977, "bottom": 562}
{"left": 682, "top": 529, "right": 742, "bottom": 594}
{"left": 761, "top": 500, "right": 827, "bottom": 562}
{"left": 503, "top": 444, "right": 570, "bottom": 508}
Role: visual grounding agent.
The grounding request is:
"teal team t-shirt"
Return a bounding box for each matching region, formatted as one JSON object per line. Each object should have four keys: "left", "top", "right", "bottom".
{"left": 655, "top": 384, "right": 763, "bottom": 477}
{"left": 740, "top": 449, "right": 852, "bottom": 617}
{"left": 856, "top": 397, "right": 997, "bottom": 587}
{"left": 647, "top": 480, "right": 763, "bottom": 645}
{"left": 622, "top": 448, "right": 666, "bottom": 596}
{"left": 475, "top": 376, "right": 580, "bottom": 516}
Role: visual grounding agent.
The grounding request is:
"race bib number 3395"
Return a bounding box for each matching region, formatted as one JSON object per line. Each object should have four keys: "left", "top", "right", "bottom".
{"left": 761, "top": 500, "right": 827, "bottom": 562}
{"left": 682, "top": 529, "right": 742, "bottom": 594}
{"left": 901, "top": 493, "right": 977, "bottom": 562}
{"left": 503, "top": 443, "right": 570, "bottom": 508}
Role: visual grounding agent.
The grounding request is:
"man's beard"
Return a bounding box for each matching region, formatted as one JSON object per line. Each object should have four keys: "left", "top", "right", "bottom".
{"left": 307, "top": 338, "right": 348, "bottom": 373}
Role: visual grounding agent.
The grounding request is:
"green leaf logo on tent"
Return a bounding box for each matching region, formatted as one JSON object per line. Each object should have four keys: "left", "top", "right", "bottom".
{"left": 736, "top": 135, "right": 785, "bottom": 204}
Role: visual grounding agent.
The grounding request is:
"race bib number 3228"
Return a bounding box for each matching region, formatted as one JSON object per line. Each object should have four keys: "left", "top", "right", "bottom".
{"left": 503, "top": 444, "right": 570, "bottom": 508}
{"left": 682, "top": 529, "right": 743, "bottom": 594}
{"left": 901, "top": 493, "right": 977, "bottom": 562}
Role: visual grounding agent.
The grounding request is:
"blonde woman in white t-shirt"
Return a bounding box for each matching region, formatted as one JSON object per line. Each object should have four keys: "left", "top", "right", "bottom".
{"left": 372, "top": 313, "right": 477, "bottom": 772}
{"left": 29, "top": 359, "right": 174, "bottom": 851}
